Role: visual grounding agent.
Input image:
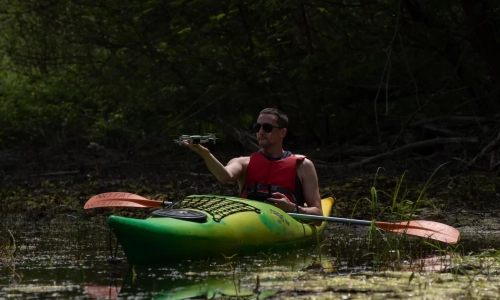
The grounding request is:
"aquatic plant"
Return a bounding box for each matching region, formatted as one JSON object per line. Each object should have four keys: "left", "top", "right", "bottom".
{"left": 0, "top": 221, "right": 22, "bottom": 282}
{"left": 327, "top": 164, "right": 459, "bottom": 273}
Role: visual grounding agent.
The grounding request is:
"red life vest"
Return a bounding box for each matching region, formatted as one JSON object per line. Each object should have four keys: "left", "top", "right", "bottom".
{"left": 241, "top": 152, "right": 305, "bottom": 203}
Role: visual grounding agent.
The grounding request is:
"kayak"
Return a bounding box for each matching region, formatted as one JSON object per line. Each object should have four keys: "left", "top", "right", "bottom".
{"left": 108, "top": 195, "right": 334, "bottom": 265}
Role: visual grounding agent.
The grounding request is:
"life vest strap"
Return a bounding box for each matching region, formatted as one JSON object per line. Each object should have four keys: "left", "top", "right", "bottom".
{"left": 245, "top": 184, "right": 298, "bottom": 204}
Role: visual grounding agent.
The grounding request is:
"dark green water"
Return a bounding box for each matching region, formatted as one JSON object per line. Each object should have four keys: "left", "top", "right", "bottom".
{"left": 0, "top": 213, "right": 491, "bottom": 299}
{"left": 0, "top": 214, "right": 334, "bottom": 299}
{"left": 0, "top": 215, "right": 127, "bottom": 299}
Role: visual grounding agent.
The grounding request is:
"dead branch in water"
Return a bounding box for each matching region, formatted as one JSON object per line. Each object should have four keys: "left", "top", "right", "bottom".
{"left": 346, "top": 137, "right": 479, "bottom": 169}
{"left": 0, "top": 221, "right": 15, "bottom": 257}
{"left": 468, "top": 137, "right": 500, "bottom": 170}
{"left": 30, "top": 170, "right": 81, "bottom": 177}
{"left": 0, "top": 221, "right": 22, "bottom": 282}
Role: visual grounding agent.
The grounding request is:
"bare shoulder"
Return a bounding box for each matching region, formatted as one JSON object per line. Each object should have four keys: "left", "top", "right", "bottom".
{"left": 227, "top": 156, "right": 250, "bottom": 166}
{"left": 297, "top": 157, "right": 316, "bottom": 170}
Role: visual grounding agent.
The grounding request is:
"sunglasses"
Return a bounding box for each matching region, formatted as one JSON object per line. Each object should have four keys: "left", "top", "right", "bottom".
{"left": 253, "top": 123, "right": 283, "bottom": 133}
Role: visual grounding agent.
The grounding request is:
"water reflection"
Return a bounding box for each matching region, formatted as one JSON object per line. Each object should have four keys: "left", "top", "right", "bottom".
{"left": 85, "top": 284, "right": 120, "bottom": 300}
{"left": 84, "top": 251, "right": 324, "bottom": 299}
{"left": 118, "top": 266, "right": 279, "bottom": 299}
{"left": 84, "top": 242, "right": 457, "bottom": 300}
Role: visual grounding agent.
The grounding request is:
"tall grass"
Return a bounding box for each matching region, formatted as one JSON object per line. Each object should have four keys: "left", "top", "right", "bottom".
{"left": 328, "top": 163, "right": 457, "bottom": 272}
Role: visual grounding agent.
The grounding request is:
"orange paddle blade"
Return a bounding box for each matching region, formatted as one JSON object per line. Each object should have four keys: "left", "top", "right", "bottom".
{"left": 84, "top": 192, "right": 164, "bottom": 209}
{"left": 375, "top": 220, "right": 460, "bottom": 244}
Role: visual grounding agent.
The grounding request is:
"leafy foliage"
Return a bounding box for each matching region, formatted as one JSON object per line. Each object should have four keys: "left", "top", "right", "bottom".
{"left": 0, "top": 0, "right": 498, "bottom": 153}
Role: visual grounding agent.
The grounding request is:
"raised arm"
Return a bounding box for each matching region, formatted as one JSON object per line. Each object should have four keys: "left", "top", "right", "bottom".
{"left": 183, "top": 142, "right": 247, "bottom": 184}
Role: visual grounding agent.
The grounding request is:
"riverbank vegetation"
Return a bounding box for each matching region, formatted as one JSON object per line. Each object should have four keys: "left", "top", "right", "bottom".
{"left": 1, "top": 0, "right": 499, "bottom": 173}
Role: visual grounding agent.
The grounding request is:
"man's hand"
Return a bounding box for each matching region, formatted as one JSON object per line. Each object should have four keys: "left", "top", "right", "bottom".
{"left": 267, "top": 192, "right": 295, "bottom": 213}
{"left": 183, "top": 141, "right": 210, "bottom": 157}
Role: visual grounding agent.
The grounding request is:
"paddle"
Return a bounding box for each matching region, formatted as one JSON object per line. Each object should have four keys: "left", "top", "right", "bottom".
{"left": 84, "top": 192, "right": 171, "bottom": 209}
{"left": 84, "top": 192, "right": 460, "bottom": 244}
{"left": 288, "top": 214, "right": 460, "bottom": 245}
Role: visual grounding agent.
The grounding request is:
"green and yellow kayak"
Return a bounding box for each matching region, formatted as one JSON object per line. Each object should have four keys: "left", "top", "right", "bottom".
{"left": 108, "top": 195, "right": 334, "bottom": 265}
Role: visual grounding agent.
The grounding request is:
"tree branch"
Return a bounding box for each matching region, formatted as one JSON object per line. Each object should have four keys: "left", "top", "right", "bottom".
{"left": 347, "top": 137, "right": 479, "bottom": 169}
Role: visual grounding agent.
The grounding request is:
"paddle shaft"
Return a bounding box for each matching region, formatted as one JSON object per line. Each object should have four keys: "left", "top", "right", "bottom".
{"left": 289, "top": 213, "right": 372, "bottom": 225}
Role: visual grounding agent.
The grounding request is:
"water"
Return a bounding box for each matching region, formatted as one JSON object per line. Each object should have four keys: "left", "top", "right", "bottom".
{"left": 0, "top": 215, "right": 127, "bottom": 299}
{"left": 0, "top": 214, "right": 331, "bottom": 299}
{"left": 1, "top": 214, "right": 498, "bottom": 299}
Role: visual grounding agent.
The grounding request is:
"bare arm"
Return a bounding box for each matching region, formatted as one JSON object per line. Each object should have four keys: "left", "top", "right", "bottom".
{"left": 268, "top": 158, "right": 323, "bottom": 218}
{"left": 183, "top": 142, "right": 247, "bottom": 184}
{"left": 297, "top": 159, "right": 323, "bottom": 216}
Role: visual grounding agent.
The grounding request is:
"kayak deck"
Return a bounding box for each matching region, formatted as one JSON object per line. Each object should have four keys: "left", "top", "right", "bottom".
{"left": 108, "top": 195, "right": 334, "bottom": 265}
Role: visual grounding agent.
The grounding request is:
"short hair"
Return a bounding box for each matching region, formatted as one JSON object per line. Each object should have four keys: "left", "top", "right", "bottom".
{"left": 259, "top": 108, "right": 288, "bottom": 128}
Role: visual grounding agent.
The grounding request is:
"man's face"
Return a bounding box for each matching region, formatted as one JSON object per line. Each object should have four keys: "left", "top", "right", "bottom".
{"left": 255, "top": 114, "right": 286, "bottom": 148}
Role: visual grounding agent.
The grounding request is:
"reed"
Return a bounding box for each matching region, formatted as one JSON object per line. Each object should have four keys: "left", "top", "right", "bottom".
{"left": 0, "top": 221, "right": 23, "bottom": 282}
{"left": 327, "top": 164, "right": 459, "bottom": 273}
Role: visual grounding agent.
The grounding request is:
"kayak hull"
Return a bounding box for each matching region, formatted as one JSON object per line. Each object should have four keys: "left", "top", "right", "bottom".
{"left": 108, "top": 195, "right": 334, "bottom": 265}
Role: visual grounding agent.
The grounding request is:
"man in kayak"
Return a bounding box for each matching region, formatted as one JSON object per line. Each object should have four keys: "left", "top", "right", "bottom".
{"left": 183, "top": 108, "right": 323, "bottom": 216}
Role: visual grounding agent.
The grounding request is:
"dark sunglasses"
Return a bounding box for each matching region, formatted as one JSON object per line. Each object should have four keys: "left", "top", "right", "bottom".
{"left": 253, "top": 123, "right": 283, "bottom": 133}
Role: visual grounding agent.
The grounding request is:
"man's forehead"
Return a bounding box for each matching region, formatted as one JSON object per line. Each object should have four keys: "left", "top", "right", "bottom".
{"left": 257, "top": 114, "right": 278, "bottom": 123}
